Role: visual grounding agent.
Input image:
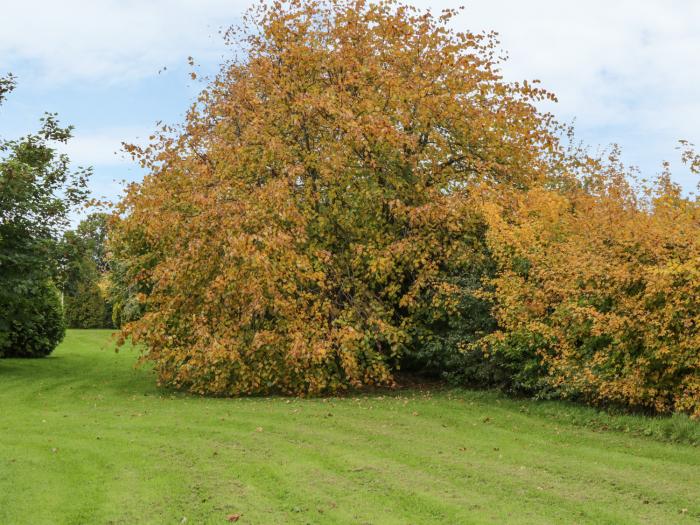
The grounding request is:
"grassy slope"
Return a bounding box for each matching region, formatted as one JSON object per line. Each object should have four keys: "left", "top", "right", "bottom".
{"left": 0, "top": 330, "right": 698, "bottom": 525}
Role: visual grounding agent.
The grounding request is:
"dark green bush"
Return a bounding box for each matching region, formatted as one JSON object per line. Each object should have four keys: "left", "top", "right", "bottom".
{"left": 468, "top": 330, "right": 554, "bottom": 397}
{"left": 401, "top": 275, "right": 496, "bottom": 377}
{"left": 397, "top": 225, "right": 522, "bottom": 390}
{"left": 0, "top": 280, "right": 66, "bottom": 358}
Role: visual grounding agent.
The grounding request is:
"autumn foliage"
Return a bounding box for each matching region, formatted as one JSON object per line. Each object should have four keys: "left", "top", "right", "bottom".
{"left": 111, "top": 0, "right": 700, "bottom": 415}
{"left": 482, "top": 152, "right": 700, "bottom": 416}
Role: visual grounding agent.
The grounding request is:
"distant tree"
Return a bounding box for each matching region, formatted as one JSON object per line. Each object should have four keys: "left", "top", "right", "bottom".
{"left": 0, "top": 73, "right": 90, "bottom": 357}
{"left": 60, "top": 213, "right": 113, "bottom": 329}
{"left": 64, "top": 279, "right": 106, "bottom": 328}
{"left": 107, "top": 244, "right": 146, "bottom": 329}
{"left": 74, "top": 212, "right": 110, "bottom": 273}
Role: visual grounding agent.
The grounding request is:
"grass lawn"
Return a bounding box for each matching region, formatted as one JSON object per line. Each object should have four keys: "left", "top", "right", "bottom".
{"left": 1, "top": 330, "right": 698, "bottom": 524}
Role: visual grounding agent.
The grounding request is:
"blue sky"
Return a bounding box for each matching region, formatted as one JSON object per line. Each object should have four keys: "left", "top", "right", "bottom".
{"left": 2, "top": 0, "right": 699, "bottom": 220}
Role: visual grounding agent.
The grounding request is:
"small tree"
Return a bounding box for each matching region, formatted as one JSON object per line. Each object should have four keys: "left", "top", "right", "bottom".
{"left": 0, "top": 74, "right": 90, "bottom": 357}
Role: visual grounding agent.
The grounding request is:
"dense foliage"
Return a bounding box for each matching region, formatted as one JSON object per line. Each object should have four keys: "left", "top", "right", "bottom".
{"left": 112, "top": 0, "right": 700, "bottom": 416}
{"left": 0, "top": 73, "right": 89, "bottom": 357}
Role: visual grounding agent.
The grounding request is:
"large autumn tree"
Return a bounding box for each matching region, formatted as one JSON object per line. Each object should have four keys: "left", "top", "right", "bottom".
{"left": 112, "top": 0, "right": 565, "bottom": 395}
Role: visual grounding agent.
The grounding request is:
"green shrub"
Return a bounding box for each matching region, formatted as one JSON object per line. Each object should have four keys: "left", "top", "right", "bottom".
{"left": 0, "top": 280, "right": 66, "bottom": 358}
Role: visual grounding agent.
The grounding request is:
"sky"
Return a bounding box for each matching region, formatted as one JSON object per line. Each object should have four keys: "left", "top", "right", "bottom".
{"left": 1, "top": 0, "right": 699, "bottom": 219}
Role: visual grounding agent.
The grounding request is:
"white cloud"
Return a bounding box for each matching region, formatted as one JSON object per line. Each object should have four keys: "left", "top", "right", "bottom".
{"left": 459, "top": 0, "right": 700, "bottom": 133}
{"left": 0, "top": 0, "right": 247, "bottom": 84}
{"left": 3, "top": 0, "right": 698, "bottom": 188}
{"left": 57, "top": 126, "right": 151, "bottom": 167}
{"left": 417, "top": 0, "right": 700, "bottom": 188}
